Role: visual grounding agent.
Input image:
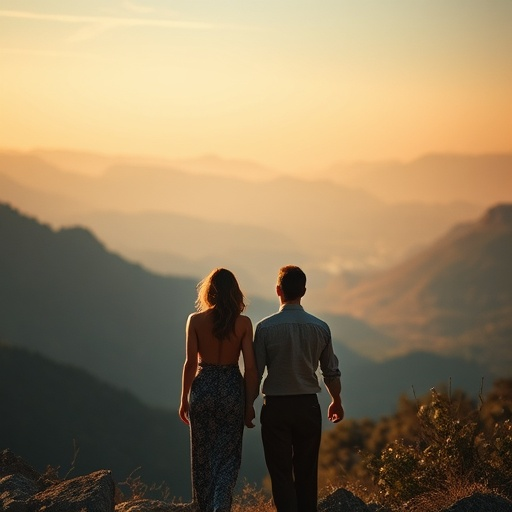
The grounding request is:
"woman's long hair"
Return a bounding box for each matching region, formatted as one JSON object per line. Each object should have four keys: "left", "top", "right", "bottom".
{"left": 196, "top": 268, "right": 246, "bottom": 340}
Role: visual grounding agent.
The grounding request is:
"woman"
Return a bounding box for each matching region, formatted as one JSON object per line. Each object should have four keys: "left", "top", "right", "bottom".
{"left": 179, "top": 268, "right": 258, "bottom": 512}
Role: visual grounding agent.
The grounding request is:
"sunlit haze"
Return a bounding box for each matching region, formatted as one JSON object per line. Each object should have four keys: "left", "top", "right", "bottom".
{"left": 1, "top": 0, "right": 511, "bottom": 172}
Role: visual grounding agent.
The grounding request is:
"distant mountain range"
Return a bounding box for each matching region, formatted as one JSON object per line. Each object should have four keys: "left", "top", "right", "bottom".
{"left": 328, "top": 204, "right": 512, "bottom": 376}
{"left": 0, "top": 149, "right": 488, "bottom": 300}
{"left": 33, "top": 149, "right": 281, "bottom": 182}
{"left": 318, "top": 153, "right": 512, "bottom": 205}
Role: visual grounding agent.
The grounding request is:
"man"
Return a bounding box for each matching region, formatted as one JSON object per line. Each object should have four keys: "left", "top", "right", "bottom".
{"left": 253, "top": 265, "right": 344, "bottom": 512}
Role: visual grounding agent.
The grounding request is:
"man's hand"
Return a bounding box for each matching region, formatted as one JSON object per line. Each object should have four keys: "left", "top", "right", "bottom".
{"left": 324, "top": 377, "right": 344, "bottom": 423}
{"left": 327, "top": 401, "right": 344, "bottom": 423}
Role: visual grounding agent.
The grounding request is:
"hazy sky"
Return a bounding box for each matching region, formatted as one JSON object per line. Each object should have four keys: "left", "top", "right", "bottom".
{"left": 1, "top": 0, "right": 511, "bottom": 171}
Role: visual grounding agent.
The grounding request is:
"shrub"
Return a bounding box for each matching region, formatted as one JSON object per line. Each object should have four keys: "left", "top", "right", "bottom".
{"left": 368, "top": 385, "right": 512, "bottom": 510}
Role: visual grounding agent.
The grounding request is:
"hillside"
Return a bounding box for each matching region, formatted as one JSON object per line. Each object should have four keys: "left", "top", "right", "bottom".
{"left": 0, "top": 202, "right": 196, "bottom": 407}
{"left": 0, "top": 343, "right": 192, "bottom": 499}
{"left": 330, "top": 204, "right": 512, "bottom": 375}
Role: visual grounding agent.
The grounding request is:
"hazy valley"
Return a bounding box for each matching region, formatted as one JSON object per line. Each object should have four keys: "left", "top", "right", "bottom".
{"left": 0, "top": 149, "right": 499, "bottom": 301}
{"left": 1, "top": 149, "right": 511, "bottom": 499}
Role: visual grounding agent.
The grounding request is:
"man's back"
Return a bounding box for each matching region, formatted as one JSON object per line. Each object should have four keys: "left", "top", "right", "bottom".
{"left": 254, "top": 304, "right": 336, "bottom": 395}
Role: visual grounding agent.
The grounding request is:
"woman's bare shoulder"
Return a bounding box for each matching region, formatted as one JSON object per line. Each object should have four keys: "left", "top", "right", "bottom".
{"left": 237, "top": 314, "right": 253, "bottom": 328}
{"left": 188, "top": 310, "right": 212, "bottom": 324}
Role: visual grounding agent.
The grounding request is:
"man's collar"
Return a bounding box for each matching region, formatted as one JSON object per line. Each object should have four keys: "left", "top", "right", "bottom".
{"left": 279, "top": 303, "right": 304, "bottom": 311}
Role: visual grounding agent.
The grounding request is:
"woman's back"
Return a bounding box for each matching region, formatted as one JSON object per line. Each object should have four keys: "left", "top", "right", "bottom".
{"left": 191, "top": 310, "right": 250, "bottom": 365}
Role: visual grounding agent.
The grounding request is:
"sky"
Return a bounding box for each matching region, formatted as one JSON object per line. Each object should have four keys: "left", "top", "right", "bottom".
{"left": 1, "top": 0, "right": 511, "bottom": 172}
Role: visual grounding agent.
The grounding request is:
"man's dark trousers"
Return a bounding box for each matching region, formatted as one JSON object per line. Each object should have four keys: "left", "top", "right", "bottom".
{"left": 261, "top": 394, "right": 322, "bottom": 512}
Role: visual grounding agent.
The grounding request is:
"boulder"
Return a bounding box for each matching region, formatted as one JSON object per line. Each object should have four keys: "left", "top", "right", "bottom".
{"left": 0, "top": 450, "right": 117, "bottom": 512}
{"left": 0, "top": 474, "right": 40, "bottom": 512}
{"left": 114, "top": 499, "right": 195, "bottom": 512}
{"left": 0, "top": 449, "right": 45, "bottom": 511}
{"left": 0, "top": 449, "right": 42, "bottom": 483}
{"left": 318, "top": 487, "right": 371, "bottom": 511}
{"left": 442, "top": 492, "right": 512, "bottom": 512}
{"left": 3, "top": 450, "right": 512, "bottom": 512}
{"left": 29, "top": 469, "right": 116, "bottom": 512}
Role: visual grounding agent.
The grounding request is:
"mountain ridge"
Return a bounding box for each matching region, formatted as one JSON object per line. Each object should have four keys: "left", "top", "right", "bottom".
{"left": 0, "top": 149, "right": 483, "bottom": 292}
{"left": 330, "top": 203, "right": 512, "bottom": 375}
{"left": 320, "top": 153, "right": 512, "bottom": 205}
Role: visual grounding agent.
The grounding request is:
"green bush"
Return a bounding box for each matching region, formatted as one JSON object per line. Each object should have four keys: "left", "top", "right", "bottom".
{"left": 319, "top": 379, "right": 512, "bottom": 510}
{"left": 369, "top": 384, "right": 512, "bottom": 510}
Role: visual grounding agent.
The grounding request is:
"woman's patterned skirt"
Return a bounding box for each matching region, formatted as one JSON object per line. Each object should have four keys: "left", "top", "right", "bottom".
{"left": 189, "top": 362, "right": 244, "bottom": 512}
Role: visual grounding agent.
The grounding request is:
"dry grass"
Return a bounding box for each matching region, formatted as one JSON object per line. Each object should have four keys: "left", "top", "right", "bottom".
{"left": 402, "top": 480, "right": 496, "bottom": 512}
{"left": 231, "top": 482, "right": 274, "bottom": 512}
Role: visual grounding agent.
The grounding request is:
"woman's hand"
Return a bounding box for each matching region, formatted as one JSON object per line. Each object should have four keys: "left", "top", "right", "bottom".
{"left": 179, "top": 400, "right": 190, "bottom": 425}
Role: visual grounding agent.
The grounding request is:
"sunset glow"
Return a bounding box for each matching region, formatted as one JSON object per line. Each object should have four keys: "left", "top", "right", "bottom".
{"left": 1, "top": 0, "right": 511, "bottom": 171}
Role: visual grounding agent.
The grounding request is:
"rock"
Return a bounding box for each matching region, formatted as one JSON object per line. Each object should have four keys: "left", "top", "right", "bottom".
{"left": 29, "top": 469, "right": 116, "bottom": 512}
{"left": 0, "top": 449, "right": 46, "bottom": 512}
{"left": 442, "top": 492, "right": 512, "bottom": 512}
{"left": 0, "top": 473, "right": 41, "bottom": 511}
{"left": 114, "top": 499, "right": 195, "bottom": 512}
{"left": 318, "top": 487, "right": 371, "bottom": 512}
{"left": 3, "top": 450, "right": 512, "bottom": 512}
{"left": 0, "top": 449, "right": 42, "bottom": 483}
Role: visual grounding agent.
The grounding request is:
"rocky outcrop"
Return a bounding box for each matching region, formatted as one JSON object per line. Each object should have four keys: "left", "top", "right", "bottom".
{"left": 442, "top": 492, "right": 512, "bottom": 512}
{"left": 1, "top": 473, "right": 42, "bottom": 510}
{"left": 318, "top": 488, "right": 392, "bottom": 511}
{"left": 29, "top": 470, "right": 115, "bottom": 512}
{"left": 318, "top": 488, "right": 379, "bottom": 511}
{"left": 0, "top": 449, "right": 115, "bottom": 512}
{"left": 114, "top": 499, "right": 194, "bottom": 512}
{"left": 2, "top": 449, "right": 512, "bottom": 512}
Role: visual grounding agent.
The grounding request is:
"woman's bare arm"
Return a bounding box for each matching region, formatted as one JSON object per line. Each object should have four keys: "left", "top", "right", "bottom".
{"left": 240, "top": 316, "right": 259, "bottom": 428}
{"left": 179, "top": 314, "right": 199, "bottom": 425}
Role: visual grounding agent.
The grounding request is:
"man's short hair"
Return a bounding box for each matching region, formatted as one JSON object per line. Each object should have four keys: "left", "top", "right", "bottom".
{"left": 277, "top": 265, "right": 306, "bottom": 301}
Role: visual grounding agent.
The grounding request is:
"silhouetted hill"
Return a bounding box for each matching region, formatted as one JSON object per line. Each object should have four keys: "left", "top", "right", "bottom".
{"left": 331, "top": 204, "right": 512, "bottom": 375}
{"left": 0, "top": 343, "right": 193, "bottom": 498}
{"left": 0, "top": 202, "right": 196, "bottom": 407}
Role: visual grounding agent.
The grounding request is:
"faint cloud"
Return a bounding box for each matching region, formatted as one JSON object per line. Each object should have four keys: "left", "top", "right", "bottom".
{"left": 123, "top": 1, "right": 156, "bottom": 14}
{"left": 0, "top": 47, "right": 102, "bottom": 60}
{"left": 0, "top": 9, "right": 233, "bottom": 42}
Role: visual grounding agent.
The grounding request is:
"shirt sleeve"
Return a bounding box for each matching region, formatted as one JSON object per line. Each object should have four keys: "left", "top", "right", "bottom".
{"left": 253, "top": 323, "right": 267, "bottom": 386}
{"left": 319, "top": 330, "right": 341, "bottom": 381}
